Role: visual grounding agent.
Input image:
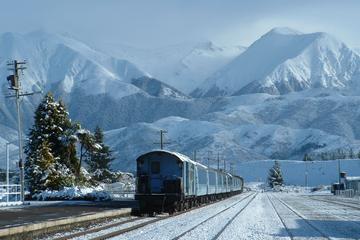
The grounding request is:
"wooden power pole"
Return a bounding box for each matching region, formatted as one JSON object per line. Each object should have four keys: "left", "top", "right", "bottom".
{"left": 6, "top": 60, "right": 41, "bottom": 202}
{"left": 154, "top": 129, "right": 170, "bottom": 150}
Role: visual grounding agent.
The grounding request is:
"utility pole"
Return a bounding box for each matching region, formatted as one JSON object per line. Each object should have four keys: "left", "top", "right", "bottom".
{"left": 338, "top": 159, "right": 341, "bottom": 184}
{"left": 217, "top": 152, "right": 220, "bottom": 170}
{"left": 305, "top": 161, "right": 308, "bottom": 188}
{"left": 6, "top": 60, "right": 41, "bottom": 202}
{"left": 223, "top": 157, "right": 226, "bottom": 171}
{"left": 230, "top": 162, "right": 234, "bottom": 175}
{"left": 193, "top": 150, "right": 197, "bottom": 162}
{"left": 207, "top": 151, "right": 211, "bottom": 167}
{"left": 154, "top": 129, "right": 170, "bottom": 150}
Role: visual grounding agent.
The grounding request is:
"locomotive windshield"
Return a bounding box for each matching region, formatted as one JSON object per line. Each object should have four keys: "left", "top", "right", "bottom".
{"left": 151, "top": 161, "right": 160, "bottom": 174}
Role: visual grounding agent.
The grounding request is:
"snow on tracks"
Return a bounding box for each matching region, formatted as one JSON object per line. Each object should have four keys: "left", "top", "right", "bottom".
{"left": 172, "top": 192, "right": 257, "bottom": 240}
{"left": 271, "top": 193, "right": 360, "bottom": 239}
{"left": 113, "top": 192, "right": 254, "bottom": 240}
{"left": 268, "top": 194, "right": 330, "bottom": 240}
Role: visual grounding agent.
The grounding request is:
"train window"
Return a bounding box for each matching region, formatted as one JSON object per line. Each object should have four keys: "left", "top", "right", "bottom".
{"left": 151, "top": 161, "right": 160, "bottom": 174}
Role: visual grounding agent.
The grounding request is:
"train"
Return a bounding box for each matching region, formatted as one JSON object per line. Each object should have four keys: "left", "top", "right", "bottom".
{"left": 134, "top": 150, "right": 244, "bottom": 215}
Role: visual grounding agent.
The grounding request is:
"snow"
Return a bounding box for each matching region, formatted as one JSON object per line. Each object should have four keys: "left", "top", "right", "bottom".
{"left": 346, "top": 176, "right": 360, "bottom": 181}
{"left": 1, "top": 28, "right": 360, "bottom": 190}
{"left": 115, "top": 192, "right": 255, "bottom": 240}
{"left": 83, "top": 191, "right": 360, "bottom": 239}
{"left": 0, "top": 201, "right": 22, "bottom": 207}
{"left": 32, "top": 186, "right": 111, "bottom": 201}
{"left": 98, "top": 41, "right": 246, "bottom": 93}
{"left": 193, "top": 28, "right": 360, "bottom": 97}
{"left": 238, "top": 159, "right": 360, "bottom": 186}
{"left": 39, "top": 216, "right": 137, "bottom": 240}
{"left": 105, "top": 101, "right": 360, "bottom": 171}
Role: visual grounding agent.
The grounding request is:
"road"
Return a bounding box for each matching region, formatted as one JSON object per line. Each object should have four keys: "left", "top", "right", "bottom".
{"left": 43, "top": 191, "right": 360, "bottom": 240}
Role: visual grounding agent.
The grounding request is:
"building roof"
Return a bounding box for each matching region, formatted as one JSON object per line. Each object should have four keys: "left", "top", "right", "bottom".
{"left": 346, "top": 176, "right": 360, "bottom": 181}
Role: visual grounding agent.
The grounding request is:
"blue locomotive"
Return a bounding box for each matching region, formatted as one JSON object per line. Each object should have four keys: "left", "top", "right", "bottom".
{"left": 135, "top": 150, "right": 244, "bottom": 215}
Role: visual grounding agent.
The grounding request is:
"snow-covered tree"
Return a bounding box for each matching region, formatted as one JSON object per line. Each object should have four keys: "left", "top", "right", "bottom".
{"left": 25, "top": 92, "right": 79, "bottom": 194}
{"left": 86, "top": 126, "right": 114, "bottom": 182}
{"left": 76, "top": 127, "right": 96, "bottom": 176}
{"left": 268, "top": 160, "right": 284, "bottom": 188}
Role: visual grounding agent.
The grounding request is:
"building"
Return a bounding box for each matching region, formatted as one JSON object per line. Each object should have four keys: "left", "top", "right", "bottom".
{"left": 345, "top": 176, "right": 360, "bottom": 195}
{"left": 333, "top": 172, "right": 360, "bottom": 197}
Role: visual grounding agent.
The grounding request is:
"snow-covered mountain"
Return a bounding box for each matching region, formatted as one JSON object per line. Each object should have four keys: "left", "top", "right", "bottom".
{"left": 98, "top": 41, "right": 246, "bottom": 93}
{"left": 0, "top": 30, "right": 148, "bottom": 98}
{"left": 2, "top": 28, "right": 360, "bottom": 174}
{"left": 192, "top": 27, "right": 360, "bottom": 97}
{"left": 105, "top": 89, "right": 360, "bottom": 170}
{"left": 0, "top": 30, "right": 155, "bottom": 132}
{"left": 131, "top": 76, "right": 189, "bottom": 99}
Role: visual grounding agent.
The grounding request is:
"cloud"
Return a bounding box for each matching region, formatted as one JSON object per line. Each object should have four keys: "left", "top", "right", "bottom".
{"left": 0, "top": 0, "right": 359, "bottom": 48}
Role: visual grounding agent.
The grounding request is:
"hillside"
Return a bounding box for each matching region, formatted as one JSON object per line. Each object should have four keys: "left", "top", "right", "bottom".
{"left": 1, "top": 28, "right": 360, "bottom": 173}
{"left": 192, "top": 27, "right": 360, "bottom": 97}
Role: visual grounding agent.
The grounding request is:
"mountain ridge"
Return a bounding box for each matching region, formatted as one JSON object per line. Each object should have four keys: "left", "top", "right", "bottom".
{"left": 192, "top": 28, "right": 360, "bottom": 97}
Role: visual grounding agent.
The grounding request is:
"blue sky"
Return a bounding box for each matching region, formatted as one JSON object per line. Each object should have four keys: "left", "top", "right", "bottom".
{"left": 0, "top": 0, "right": 359, "bottom": 48}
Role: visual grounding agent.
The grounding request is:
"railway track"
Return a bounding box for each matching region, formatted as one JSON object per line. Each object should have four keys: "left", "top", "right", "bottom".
{"left": 305, "top": 196, "right": 360, "bottom": 228}
{"left": 308, "top": 196, "right": 360, "bottom": 211}
{"left": 171, "top": 192, "right": 257, "bottom": 240}
{"left": 210, "top": 193, "right": 258, "bottom": 240}
{"left": 266, "top": 194, "right": 294, "bottom": 240}
{"left": 52, "top": 217, "right": 160, "bottom": 240}
{"left": 272, "top": 194, "right": 331, "bottom": 240}
{"left": 53, "top": 192, "right": 252, "bottom": 240}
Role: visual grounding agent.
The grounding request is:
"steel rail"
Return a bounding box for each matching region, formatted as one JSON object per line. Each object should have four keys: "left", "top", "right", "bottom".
{"left": 171, "top": 192, "right": 257, "bottom": 240}
{"left": 54, "top": 192, "right": 249, "bottom": 240}
{"left": 266, "top": 194, "right": 294, "bottom": 240}
{"left": 274, "top": 195, "right": 331, "bottom": 240}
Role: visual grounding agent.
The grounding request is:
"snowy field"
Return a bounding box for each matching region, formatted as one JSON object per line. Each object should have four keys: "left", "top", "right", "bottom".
{"left": 238, "top": 159, "right": 360, "bottom": 186}
{"left": 41, "top": 190, "right": 360, "bottom": 240}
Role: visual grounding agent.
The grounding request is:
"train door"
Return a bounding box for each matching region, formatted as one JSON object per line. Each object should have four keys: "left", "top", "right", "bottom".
{"left": 149, "top": 160, "right": 162, "bottom": 193}
{"left": 186, "top": 163, "right": 195, "bottom": 195}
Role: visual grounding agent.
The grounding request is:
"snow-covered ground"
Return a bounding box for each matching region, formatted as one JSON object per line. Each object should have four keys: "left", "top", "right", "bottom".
{"left": 57, "top": 191, "right": 359, "bottom": 240}
{"left": 239, "top": 159, "right": 360, "bottom": 186}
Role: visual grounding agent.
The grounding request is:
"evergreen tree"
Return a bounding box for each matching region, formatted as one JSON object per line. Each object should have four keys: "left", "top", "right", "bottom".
{"left": 87, "top": 126, "right": 114, "bottom": 182}
{"left": 348, "top": 148, "right": 354, "bottom": 159}
{"left": 268, "top": 160, "right": 284, "bottom": 188}
{"left": 25, "top": 92, "right": 79, "bottom": 194}
{"left": 76, "top": 128, "right": 96, "bottom": 176}
{"left": 303, "top": 153, "right": 311, "bottom": 161}
{"left": 36, "top": 141, "right": 73, "bottom": 190}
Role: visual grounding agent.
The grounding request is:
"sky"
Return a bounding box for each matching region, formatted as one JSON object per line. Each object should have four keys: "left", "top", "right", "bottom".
{"left": 0, "top": 0, "right": 359, "bottom": 49}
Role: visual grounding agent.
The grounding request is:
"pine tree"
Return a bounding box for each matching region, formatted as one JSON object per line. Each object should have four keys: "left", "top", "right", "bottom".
{"left": 86, "top": 126, "right": 114, "bottom": 182}
{"left": 268, "top": 160, "right": 284, "bottom": 188}
{"left": 36, "top": 141, "right": 74, "bottom": 190}
{"left": 25, "top": 92, "right": 79, "bottom": 194}
{"left": 348, "top": 148, "right": 354, "bottom": 159}
{"left": 76, "top": 127, "right": 96, "bottom": 176}
{"left": 303, "top": 153, "right": 311, "bottom": 161}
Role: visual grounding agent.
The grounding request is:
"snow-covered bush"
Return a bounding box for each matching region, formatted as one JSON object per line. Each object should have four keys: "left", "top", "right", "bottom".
{"left": 32, "top": 186, "right": 111, "bottom": 201}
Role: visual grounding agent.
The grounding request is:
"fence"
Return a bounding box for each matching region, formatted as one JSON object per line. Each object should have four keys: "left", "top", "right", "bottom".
{"left": 102, "top": 182, "right": 135, "bottom": 200}
{"left": 108, "top": 191, "right": 135, "bottom": 200}
{"left": 334, "top": 189, "right": 359, "bottom": 198}
{"left": 0, "top": 184, "right": 21, "bottom": 204}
